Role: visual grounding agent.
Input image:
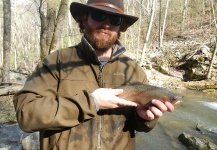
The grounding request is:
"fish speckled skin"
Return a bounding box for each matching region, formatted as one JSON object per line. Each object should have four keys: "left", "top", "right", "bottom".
{"left": 117, "top": 82, "right": 182, "bottom": 107}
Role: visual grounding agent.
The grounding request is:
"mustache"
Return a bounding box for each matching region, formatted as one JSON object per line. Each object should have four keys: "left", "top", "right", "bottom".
{"left": 95, "top": 28, "right": 112, "bottom": 34}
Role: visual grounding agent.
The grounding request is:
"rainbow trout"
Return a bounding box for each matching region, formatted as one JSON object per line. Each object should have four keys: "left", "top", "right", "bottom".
{"left": 117, "top": 82, "right": 182, "bottom": 107}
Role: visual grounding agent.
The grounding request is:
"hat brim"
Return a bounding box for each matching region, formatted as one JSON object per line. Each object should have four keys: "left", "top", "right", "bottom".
{"left": 70, "top": 2, "right": 138, "bottom": 30}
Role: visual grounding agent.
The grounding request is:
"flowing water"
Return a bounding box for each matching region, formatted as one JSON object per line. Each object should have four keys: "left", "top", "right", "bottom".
{"left": 0, "top": 123, "right": 29, "bottom": 149}
{"left": 136, "top": 89, "right": 217, "bottom": 150}
{"left": 0, "top": 89, "right": 217, "bottom": 149}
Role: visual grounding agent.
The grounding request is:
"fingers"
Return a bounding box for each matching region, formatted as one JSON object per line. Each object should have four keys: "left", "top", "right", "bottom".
{"left": 151, "top": 99, "right": 174, "bottom": 113}
{"left": 149, "top": 106, "right": 163, "bottom": 118}
{"left": 110, "top": 89, "right": 137, "bottom": 107}
{"left": 136, "top": 106, "right": 154, "bottom": 120}
{"left": 111, "top": 88, "right": 124, "bottom": 96}
{"left": 101, "top": 95, "right": 137, "bottom": 108}
{"left": 151, "top": 99, "right": 168, "bottom": 113}
{"left": 164, "top": 101, "right": 175, "bottom": 112}
{"left": 92, "top": 88, "right": 137, "bottom": 110}
{"left": 115, "top": 97, "right": 138, "bottom": 107}
{"left": 136, "top": 99, "right": 175, "bottom": 121}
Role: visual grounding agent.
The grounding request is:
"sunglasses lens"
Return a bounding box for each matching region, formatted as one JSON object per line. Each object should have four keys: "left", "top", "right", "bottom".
{"left": 91, "top": 10, "right": 106, "bottom": 22}
{"left": 109, "top": 16, "right": 123, "bottom": 26}
{"left": 90, "top": 10, "right": 123, "bottom": 26}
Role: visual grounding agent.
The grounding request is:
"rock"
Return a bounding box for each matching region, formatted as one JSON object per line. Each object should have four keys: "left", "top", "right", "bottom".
{"left": 176, "top": 44, "right": 217, "bottom": 81}
{"left": 22, "top": 132, "right": 40, "bottom": 150}
{"left": 0, "top": 147, "right": 9, "bottom": 150}
{"left": 178, "top": 132, "right": 217, "bottom": 150}
{"left": 9, "top": 71, "right": 28, "bottom": 84}
{"left": 195, "top": 123, "right": 217, "bottom": 144}
{"left": 181, "top": 80, "right": 217, "bottom": 90}
{"left": 196, "top": 123, "right": 217, "bottom": 134}
{"left": 0, "top": 99, "right": 17, "bottom": 123}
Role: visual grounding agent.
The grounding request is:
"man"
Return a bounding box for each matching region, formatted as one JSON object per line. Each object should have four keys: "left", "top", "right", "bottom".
{"left": 13, "top": 0, "right": 174, "bottom": 149}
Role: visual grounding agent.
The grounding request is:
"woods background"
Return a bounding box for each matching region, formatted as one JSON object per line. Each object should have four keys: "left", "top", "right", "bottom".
{"left": 0, "top": 1, "right": 216, "bottom": 149}
{"left": 0, "top": 0, "right": 217, "bottom": 82}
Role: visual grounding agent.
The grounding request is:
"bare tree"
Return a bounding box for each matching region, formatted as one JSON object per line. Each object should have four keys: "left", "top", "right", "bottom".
{"left": 140, "top": 0, "right": 156, "bottom": 66}
{"left": 207, "top": 37, "right": 217, "bottom": 79}
{"left": 159, "top": 0, "right": 162, "bottom": 50}
{"left": 39, "top": 0, "right": 69, "bottom": 59}
{"left": 180, "top": 0, "right": 188, "bottom": 33}
{"left": 159, "top": 0, "right": 170, "bottom": 50}
{"left": 136, "top": 0, "right": 144, "bottom": 61}
{"left": 202, "top": 0, "right": 206, "bottom": 15}
{"left": 50, "top": 0, "right": 69, "bottom": 51}
{"left": 210, "top": 0, "right": 217, "bottom": 29}
{"left": 2, "top": 0, "right": 11, "bottom": 82}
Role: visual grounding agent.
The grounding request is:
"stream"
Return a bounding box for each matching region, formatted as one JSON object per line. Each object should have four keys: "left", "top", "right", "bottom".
{"left": 136, "top": 89, "right": 217, "bottom": 150}
{"left": 0, "top": 89, "right": 217, "bottom": 149}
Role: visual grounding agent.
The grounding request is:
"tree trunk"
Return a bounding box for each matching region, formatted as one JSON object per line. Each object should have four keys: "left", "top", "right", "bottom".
{"left": 2, "top": 0, "right": 11, "bottom": 82}
{"left": 140, "top": 0, "right": 156, "bottom": 66}
{"left": 49, "top": 0, "right": 68, "bottom": 53}
{"left": 68, "top": 10, "right": 72, "bottom": 46}
{"left": 137, "top": 0, "right": 144, "bottom": 61}
{"left": 124, "top": 0, "right": 130, "bottom": 49}
{"left": 180, "top": 0, "right": 188, "bottom": 33}
{"left": 207, "top": 37, "right": 217, "bottom": 79}
{"left": 158, "top": 0, "right": 162, "bottom": 50}
{"left": 202, "top": 0, "right": 206, "bottom": 15}
{"left": 39, "top": 0, "right": 68, "bottom": 59}
{"left": 210, "top": 0, "right": 217, "bottom": 29}
{"left": 146, "top": 0, "right": 150, "bottom": 14}
{"left": 159, "top": 0, "right": 170, "bottom": 50}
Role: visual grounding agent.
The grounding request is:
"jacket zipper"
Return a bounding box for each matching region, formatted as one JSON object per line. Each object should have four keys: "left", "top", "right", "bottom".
{"left": 97, "top": 65, "right": 104, "bottom": 150}
{"left": 98, "top": 65, "right": 104, "bottom": 88}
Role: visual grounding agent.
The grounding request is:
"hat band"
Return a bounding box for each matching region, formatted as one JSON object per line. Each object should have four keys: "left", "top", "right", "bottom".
{"left": 89, "top": 3, "right": 124, "bottom": 14}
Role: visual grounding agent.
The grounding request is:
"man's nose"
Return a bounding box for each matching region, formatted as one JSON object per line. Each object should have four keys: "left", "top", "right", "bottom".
{"left": 101, "top": 17, "right": 111, "bottom": 26}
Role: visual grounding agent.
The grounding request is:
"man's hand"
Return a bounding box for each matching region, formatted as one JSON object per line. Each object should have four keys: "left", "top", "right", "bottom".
{"left": 92, "top": 88, "right": 138, "bottom": 110}
{"left": 136, "top": 99, "right": 174, "bottom": 121}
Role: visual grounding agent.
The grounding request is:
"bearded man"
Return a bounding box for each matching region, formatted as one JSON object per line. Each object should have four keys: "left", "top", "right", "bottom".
{"left": 13, "top": 0, "right": 174, "bottom": 149}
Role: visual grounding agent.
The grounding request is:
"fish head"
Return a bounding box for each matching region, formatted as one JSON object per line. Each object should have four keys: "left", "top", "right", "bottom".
{"left": 158, "top": 90, "right": 183, "bottom": 105}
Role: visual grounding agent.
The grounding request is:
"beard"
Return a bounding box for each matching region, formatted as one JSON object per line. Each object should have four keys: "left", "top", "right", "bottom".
{"left": 84, "top": 26, "right": 118, "bottom": 52}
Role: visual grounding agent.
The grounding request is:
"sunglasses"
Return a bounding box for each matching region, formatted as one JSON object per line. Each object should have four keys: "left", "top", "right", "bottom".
{"left": 90, "top": 10, "right": 123, "bottom": 26}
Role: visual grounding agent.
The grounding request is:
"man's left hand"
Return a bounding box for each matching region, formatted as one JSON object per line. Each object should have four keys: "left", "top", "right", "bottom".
{"left": 136, "top": 99, "right": 174, "bottom": 121}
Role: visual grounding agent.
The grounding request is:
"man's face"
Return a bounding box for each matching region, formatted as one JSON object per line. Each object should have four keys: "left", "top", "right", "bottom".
{"left": 83, "top": 10, "right": 122, "bottom": 52}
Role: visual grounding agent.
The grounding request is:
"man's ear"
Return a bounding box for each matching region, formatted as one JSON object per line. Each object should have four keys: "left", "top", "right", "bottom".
{"left": 81, "top": 14, "right": 88, "bottom": 23}
{"left": 75, "top": 13, "right": 88, "bottom": 24}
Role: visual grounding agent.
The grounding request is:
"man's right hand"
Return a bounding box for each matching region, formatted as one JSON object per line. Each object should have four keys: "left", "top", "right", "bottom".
{"left": 92, "top": 88, "right": 138, "bottom": 110}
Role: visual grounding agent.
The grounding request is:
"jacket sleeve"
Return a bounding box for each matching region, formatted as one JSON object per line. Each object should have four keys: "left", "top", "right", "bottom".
{"left": 13, "top": 54, "right": 97, "bottom": 133}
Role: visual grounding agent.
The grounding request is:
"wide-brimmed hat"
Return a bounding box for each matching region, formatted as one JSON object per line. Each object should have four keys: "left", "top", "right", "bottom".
{"left": 70, "top": 0, "right": 139, "bottom": 31}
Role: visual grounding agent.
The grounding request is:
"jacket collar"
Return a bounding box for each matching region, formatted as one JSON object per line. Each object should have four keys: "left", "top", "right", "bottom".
{"left": 78, "top": 36, "right": 126, "bottom": 65}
